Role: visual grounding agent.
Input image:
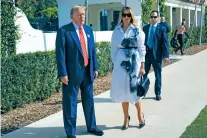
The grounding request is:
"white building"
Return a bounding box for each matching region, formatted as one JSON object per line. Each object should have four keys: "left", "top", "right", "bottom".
{"left": 57, "top": 0, "right": 142, "bottom": 30}
{"left": 15, "top": 0, "right": 206, "bottom": 53}
{"left": 57, "top": 0, "right": 205, "bottom": 30}
{"left": 165, "top": 0, "right": 205, "bottom": 28}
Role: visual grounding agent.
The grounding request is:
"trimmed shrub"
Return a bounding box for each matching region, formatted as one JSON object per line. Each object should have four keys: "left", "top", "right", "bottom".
{"left": 96, "top": 42, "right": 113, "bottom": 76}
{"left": 1, "top": 42, "right": 112, "bottom": 113}
{"left": 1, "top": 51, "right": 58, "bottom": 113}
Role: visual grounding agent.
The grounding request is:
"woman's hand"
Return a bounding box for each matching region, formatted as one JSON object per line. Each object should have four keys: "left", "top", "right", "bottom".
{"left": 140, "top": 68, "right": 146, "bottom": 76}
{"left": 117, "top": 45, "right": 124, "bottom": 48}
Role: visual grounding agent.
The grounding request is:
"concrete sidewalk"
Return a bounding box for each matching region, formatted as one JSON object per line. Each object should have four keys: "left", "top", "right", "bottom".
{"left": 2, "top": 50, "right": 207, "bottom": 138}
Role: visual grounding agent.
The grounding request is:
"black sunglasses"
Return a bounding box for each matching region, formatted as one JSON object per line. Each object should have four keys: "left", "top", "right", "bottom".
{"left": 151, "top": 16, "right": 158, "bottom": 19}
{"left": 122, "top": 13, "right": 132, "bottom": 18}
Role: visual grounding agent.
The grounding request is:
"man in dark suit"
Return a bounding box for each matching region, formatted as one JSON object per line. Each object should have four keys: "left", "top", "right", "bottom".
{"left": 159, "top": 16, "right": 171, "bottom": 33}
{"left": 143, "top": 10, "right": 170, "bottom": 101}
{"left": 55, "top": 6, "right": 104, "bottom": 138}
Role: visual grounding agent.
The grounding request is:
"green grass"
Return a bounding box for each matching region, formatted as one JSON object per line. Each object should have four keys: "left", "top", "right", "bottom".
{"left": 180, "top": 105, "right": 207, "bottom": 138}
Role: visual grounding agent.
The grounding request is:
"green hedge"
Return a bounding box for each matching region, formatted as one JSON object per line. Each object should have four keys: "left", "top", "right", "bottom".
{"left": 1, "top": 51, "right": 59, "bottom": 114}
{"left": 1, "top": 42, "right": 112, "bottom": 114}
{"left": 185, "top": 26, "right": 207, "bottom": 47}
{"left": 96, "top": 42, "right": 113, "bottom": 76}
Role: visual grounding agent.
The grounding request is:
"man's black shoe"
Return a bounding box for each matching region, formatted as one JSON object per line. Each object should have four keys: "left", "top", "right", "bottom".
{"left": 156, "top": 95, "right": 162, "bottom": 101}
{"left": 67, "top": 135, "right": 76, "bottom": 138}
{"left": 88, "top": 128, "right": 104, "bottom": 136}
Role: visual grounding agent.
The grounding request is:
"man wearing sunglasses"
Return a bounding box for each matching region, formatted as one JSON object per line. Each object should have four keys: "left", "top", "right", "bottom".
{"left": 143, "top": 10, "right": 169, "bottom": 101}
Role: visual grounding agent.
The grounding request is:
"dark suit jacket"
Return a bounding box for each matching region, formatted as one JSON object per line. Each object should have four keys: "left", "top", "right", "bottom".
{"left": 159, "top": 22, "right": 171, "bottom": 33}
{"left": 55, "top": 22, "right": 98, "bottom": 85}
{"left": 143, "top": 23, "right": 169, "bottom": 61}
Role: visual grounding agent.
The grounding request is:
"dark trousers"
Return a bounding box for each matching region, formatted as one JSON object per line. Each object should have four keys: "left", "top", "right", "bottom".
{"left": 175, "top": 34, "right": 184, "bottom": 55}
{"left": 144, "top": 49, "right": 162, "bottom": 96}
{"left": 62, "top": 65, "right": 96, "bottom": 136}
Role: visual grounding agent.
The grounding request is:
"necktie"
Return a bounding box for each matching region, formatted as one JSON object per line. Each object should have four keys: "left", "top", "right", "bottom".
{"left": 79, "top": 26, "right": 88, "bottom": 67}
{"left": 147, "top": 26, "right": 156, "bottom": 49}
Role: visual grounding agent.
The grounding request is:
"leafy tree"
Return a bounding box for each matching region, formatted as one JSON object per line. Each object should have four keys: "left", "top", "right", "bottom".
{"left": 1, "top": 0, "right": 19, "bottom": 57}
{"left": 15, "top": 0, "right": 57, "bottom": 18}
{"left": 141, "top": 0, "right": 154, "bottom": 25}
{"left": 15, "top": 0, "right": 37, "bottom": 18}
{"left": 159, "top": 0, "right": 168, "bottom": 20}
{"left": 40, "top": 7, "right": 58, "bottom": 19}
{"left": 35, "top": 0, "right": 57, "bottom": 17}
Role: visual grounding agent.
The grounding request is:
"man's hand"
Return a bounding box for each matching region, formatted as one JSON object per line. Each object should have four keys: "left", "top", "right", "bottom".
{"left": 61, "top": 76, "right": 69, "bottom": 85}
{"left": 140, "top": 68, "right": 146, "bottom": 76}
{"left": 94, "top": 71, "right": 98, "bottom": 79}
{"left": 164, "top": 58, "right": 170, "bottom": 64}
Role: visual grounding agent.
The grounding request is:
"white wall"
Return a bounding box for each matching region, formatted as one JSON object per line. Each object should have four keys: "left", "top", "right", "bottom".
{"left": 15, "top": 8, "right": 112, "bottom": 54}
{"left": 15, "top": 8, "right": 47, "bottom": 54}
{"left": 93, "top": 31, "right": 113, "bottom": 42}
{"left": 42, "top": 33, "right": 57, "bottom": 51}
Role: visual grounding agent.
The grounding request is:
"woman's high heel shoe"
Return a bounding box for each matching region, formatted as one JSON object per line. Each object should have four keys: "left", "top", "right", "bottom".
{"left": 122, "top": 116, "right": 130, "bottom": 130}
{"left": 139, "top": 113, "right": 145, "bottom": 129}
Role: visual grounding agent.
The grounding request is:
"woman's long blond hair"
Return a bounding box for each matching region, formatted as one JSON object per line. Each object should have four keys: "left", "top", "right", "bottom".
{"left": 119, "top": 7, "right": 138, "bottom": 26}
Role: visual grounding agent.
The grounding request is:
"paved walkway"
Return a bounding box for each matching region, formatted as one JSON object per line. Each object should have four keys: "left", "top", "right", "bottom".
{"left": 3, "top": 50, "right": 207, "bottom": 138}
{"left": 169, "top": 54, "right": 190, "bottom": 60}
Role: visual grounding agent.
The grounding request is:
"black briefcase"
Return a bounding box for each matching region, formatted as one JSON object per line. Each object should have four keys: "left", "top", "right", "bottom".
{"left": 137, "top": 76, "right": 150, "bottom": 97}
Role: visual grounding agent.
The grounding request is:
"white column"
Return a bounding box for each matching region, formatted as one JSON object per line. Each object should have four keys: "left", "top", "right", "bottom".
{"left": 188, "top": 9, "right": 191, "bottom": 28}
{"left": 168, "top": 6, "right": 172, "bottom": 29}
{"left": 195, "top": 10, "right": 198, "bottom": 27}
{"left": 180, "top": 8, "right": 183, "bottom": 25}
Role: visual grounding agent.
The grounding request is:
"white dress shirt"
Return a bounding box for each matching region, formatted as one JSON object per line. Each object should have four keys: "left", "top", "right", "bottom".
{"left": 72, "top": 22, "right": 88, "bottom": 55}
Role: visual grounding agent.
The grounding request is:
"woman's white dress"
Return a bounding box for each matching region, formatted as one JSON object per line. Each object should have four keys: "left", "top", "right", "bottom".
{"left": 110, "top": 23, "right": 146, "bottom": 104}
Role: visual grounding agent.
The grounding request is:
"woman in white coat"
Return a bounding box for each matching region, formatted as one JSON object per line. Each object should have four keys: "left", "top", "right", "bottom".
{"left": 110, "top": 7, "right": 146, "bottom": 130}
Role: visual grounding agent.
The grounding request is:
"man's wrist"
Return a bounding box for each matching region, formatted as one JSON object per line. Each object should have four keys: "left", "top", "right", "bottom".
{"left": 60, "top": 76, "right": 67, "bottom": 79}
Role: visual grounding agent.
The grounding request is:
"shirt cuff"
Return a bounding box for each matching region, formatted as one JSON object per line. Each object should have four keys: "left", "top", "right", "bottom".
{"left": 140, "top": 56, "right": 145, "bottom": 62}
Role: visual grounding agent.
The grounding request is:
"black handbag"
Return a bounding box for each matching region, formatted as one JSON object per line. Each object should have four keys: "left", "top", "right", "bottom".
{"left": 171, "top": 37, "right": 180, "bottom": 49}
{"left": 137, "top": 76, "right": 150, "bottom": 97}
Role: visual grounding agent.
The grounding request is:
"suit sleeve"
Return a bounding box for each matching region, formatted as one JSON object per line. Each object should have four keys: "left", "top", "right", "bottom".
{"left": 142, "top": 26, "right": 146, "bottom": 33}
{"left": 162, "top": 27, "right": 170, "bottom": 58}
{"left": 166, "top": 24, "right": 171, "bottom": 33}
{"left": 55, "top": 28, "right": 68, "bottom": 78}
{"left": 142, "top": 25, "right": 147, "bottom": 46}
{"left": 90, "top": 28, "right": 98, "bottom": 71}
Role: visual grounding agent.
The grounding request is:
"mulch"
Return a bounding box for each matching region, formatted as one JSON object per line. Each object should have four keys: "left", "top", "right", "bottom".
{"left": 1, "top": 45, "right": 207, "bottom": 136}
